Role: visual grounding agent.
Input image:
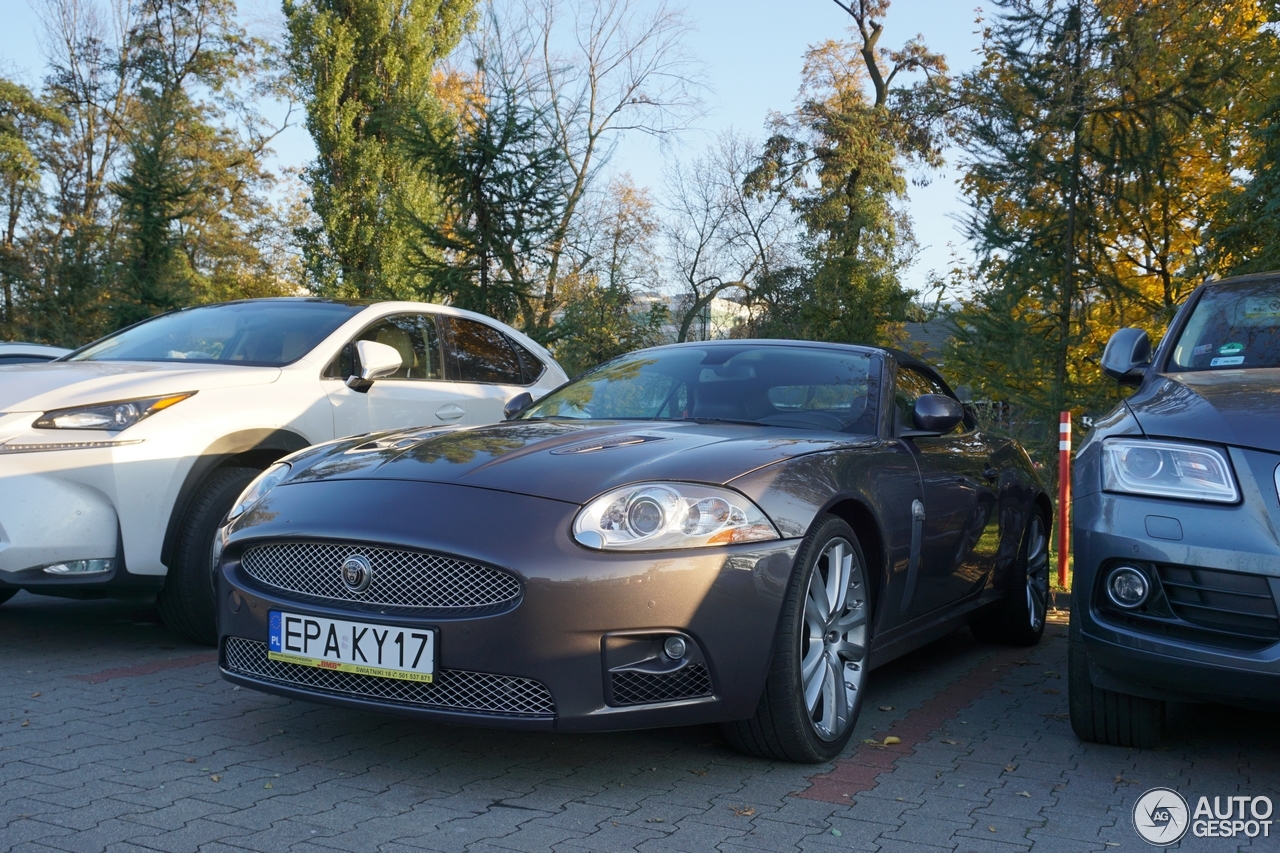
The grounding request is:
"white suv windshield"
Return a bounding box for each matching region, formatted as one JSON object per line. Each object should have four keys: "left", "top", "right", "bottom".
{"left": 68, "top": 301, "right": 364, "bottom": 367}
{"left": 1170, "top": 281, "right": 1280, "bottom": 371}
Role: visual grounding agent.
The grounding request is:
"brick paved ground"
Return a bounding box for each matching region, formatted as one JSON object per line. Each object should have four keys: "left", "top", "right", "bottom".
{"left": 1, "top": 592, "right": 1275, "bottom": 853}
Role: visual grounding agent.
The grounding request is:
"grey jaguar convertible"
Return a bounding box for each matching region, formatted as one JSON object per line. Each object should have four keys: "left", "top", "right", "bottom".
{"left": 216, "top": 340, "right": 1051, "bottom": 762}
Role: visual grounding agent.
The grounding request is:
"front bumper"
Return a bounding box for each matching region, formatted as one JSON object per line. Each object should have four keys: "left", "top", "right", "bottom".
{"left": 1072, "top": 474, "right": 1280, "bottom": 707}
{"left": 218, "top": 478, "right": 800, "bottom": 731}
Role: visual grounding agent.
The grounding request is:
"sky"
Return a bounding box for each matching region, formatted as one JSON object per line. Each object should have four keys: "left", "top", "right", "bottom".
{"left": 0, "top": 0, "right": 988, "bottom": 295}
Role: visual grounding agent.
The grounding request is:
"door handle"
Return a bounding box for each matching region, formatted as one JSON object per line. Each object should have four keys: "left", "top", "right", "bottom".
{"left": 435, "top": 404, "right": 465, "bottom": 421}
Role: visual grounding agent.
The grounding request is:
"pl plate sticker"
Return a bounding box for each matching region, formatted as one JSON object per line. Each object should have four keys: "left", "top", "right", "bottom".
{"left": 1210, "top": 356, "right": 1245, "bottom": 367}
{"left": 1219, "top": 342, "right": 1245, "bottom": 354}
{"left": 1192, "top": 343, "right": 1214, "bottom": 355}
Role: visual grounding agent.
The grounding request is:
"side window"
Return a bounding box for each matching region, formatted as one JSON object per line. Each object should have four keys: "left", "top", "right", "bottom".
{"left": 894, "top": 365, "right": 957, "bottom": 433}
{"left": 509, "top": 337, "right": 546, "bottom": 384}
{"left": 445, "top": 317, "right": 525, "bottom": 385}
{"left": 331, "top": 314, "right": 444, "bottom": 381}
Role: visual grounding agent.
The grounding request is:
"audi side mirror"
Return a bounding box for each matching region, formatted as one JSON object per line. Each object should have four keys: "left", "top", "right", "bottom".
{"left": 503, "top": 391, "right": 534, "bottom": 420}
{"left": 345, "top": 340, "right": 403, "bottom": 392}
{"left": 912, "top": 394, "right": 964, "bottom": 434}
{"left": 1101, "top": 328, "right": 1151, "bottom": 386}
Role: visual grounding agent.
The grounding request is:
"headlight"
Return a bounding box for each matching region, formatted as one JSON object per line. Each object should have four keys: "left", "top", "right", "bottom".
{"left": 1101, "top": 438, "right": 1238, "bottom": 503}
{"left": 34, "top": 392, "right": 196, "bottom": 430}
{"left": 573, "top": 482, "right": 779, "bottom": 550}
{"left": 227, "top": 462, "right": 291, "bottom": 522}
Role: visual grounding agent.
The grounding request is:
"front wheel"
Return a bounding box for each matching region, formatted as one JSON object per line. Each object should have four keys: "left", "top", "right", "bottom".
{"left": 157, "top": 466, "right": 260, "bottom": 646}
{"left": 1068, "top": 609, "right": 1164, "bottom": 747}
{"left": 722, "top": 515, "right": 872, "bottom": 763}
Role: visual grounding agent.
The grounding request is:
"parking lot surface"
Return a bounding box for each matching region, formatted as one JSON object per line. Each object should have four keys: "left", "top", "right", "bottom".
{"left": 1, "top": 592, "right": 1276, "bottom": 853}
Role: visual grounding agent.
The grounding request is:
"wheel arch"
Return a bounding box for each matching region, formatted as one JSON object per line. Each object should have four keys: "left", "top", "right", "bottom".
{"left": 822, "top": 497, "right": 886, "bottom": 615}
{"left": 160, "top": 429, "right": 311, "bottom": 568}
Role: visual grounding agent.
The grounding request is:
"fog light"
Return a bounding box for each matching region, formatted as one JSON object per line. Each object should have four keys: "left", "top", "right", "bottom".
{"left": 1106, "top": 566, "right": 1149, "bottom": 609}
{"left": 663, "top": 636, "right": 687, "bottom": 660}
{"left": 43, "top": 559, "right": 114, "bottom": 575}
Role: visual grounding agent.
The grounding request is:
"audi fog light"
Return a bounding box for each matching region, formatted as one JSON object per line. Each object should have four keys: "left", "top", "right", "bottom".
{"left": 1106, "top": 566, "right": 1149, "bottom": 609}
{"left": 663, "top": 636, "right": 688, "bottom": 660}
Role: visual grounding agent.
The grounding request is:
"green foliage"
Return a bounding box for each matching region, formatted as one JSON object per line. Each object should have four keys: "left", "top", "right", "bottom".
{"left": 285, "top": 0, "right": 475, "bottom": 298}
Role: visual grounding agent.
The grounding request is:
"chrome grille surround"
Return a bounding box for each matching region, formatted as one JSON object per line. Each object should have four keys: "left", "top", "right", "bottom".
{"left": 239, "top": 542, "right": 521, "bottom": 611}
{"left": 223, "top": 637, "right": 555, "bottom": 718}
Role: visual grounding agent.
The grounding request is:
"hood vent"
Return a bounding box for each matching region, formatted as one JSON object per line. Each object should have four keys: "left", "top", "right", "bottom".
{"left": 549, "top": 435, "right": 670, "bottom": 456}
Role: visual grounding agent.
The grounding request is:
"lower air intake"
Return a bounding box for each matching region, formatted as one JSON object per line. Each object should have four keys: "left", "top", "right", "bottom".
{"left": 610, "top": 664, "right": 712, "bottom": 706}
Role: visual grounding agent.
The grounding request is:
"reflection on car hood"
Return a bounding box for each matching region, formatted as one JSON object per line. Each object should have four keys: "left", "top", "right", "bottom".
{"left": 0, "top": 361, "right": 281, "bottom": 413}
{"left": 1128, "top": 370, "right": 1280, "bottom": 452}
{"left": 292, "top": 420, "right": 877, "bottom": 504}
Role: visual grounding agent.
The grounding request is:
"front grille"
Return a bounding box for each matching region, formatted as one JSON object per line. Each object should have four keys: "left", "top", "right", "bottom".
{"left": 610, "top": 665, "right": 712, "bottom": 706}
{"left": 240, "top": 542, "right": 521, "bottom": 612}
{"left": 1096, "top": 562, "right": 1280, "bottom": 650}
{"left": 223, "top": 637, "right": 554, "bottom": 718}
{"left": 1156, "top": 565, "right": 1280, "bottom": 641}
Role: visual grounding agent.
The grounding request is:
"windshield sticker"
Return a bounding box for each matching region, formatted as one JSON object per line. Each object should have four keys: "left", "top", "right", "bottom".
{"left": 1192, "top": 344, "right": 1214, "bottom": 355}
{"left": 1218, "top": 342, "right": 1245, "bottom": 355}
{"left": 1243, "top": 296, "right": 1280, "bottom": 318}
{"left": 1210, "top": 356, "right": 1245, "bottom": 367}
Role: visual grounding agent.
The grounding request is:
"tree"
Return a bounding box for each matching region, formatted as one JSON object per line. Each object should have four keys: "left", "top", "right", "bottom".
{"left": 401, "top": 14, "right": 569, "bottom": 326}
{"left": 744, "top": 1, "right": 949, "bottom": 345}
{"left": 285, "top": 0, "right": 475, "bottom": 298}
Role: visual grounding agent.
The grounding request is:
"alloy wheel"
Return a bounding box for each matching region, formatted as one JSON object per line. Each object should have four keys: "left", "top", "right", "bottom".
{"left": 800, "top": 536, "right": 868, "bottom": 741}
{"left": 1025, "top": 516, "right": 1050, "bottom": 632}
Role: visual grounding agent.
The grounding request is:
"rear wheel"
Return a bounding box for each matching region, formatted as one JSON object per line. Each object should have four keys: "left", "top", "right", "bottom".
{"left": 722, "top": 515, "right": 872, "bottom": 763}
{"left": 1068, "top": 608, "right": 1164, "bottom": 747}
{"left": 972, "top": 510, "right": 1049, "bottom": 646}
{"left": 157, "top": 466, "right": 259, "bottom": 646}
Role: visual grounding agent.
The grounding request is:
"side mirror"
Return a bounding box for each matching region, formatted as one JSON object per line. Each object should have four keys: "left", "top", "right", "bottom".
{"left": 345, "top": 340, "right": 403, "bottom": 392}
{"left": 1101, "top": 328, "right": 1151, "bottom": 385}
{"left": 912, "top": 394, "right": 964, "bottom": 434}
{"left": 503, "top": 391, "right": 534, "bottom": 420}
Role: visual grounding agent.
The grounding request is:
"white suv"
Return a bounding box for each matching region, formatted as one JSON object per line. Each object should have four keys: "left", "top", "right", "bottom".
{"left": 0, "top": 299, "right": 567, "bottom": 642}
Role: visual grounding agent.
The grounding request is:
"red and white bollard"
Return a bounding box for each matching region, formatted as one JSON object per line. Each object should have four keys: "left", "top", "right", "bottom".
{"left": 1057, "top": 412, "right": 1072, "bottom": 590}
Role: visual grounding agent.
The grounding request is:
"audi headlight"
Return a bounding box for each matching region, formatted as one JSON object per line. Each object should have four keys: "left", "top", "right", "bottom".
{"left": 1101, "top": 438, "right": 1238, "bottom": 503}
{"left": 573, "top": 482, "right": 779, "bottom": 551}
{"left": 34, "top": 392, "right": 196, "bottom": 431}
{"left": 227, "top": 462, "right": 291, "bottom": 522}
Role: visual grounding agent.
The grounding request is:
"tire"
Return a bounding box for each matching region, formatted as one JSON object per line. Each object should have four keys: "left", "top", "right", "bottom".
{"left": 722, "top": 515, "right": 872, "bottom": 763}
{"left": 157, "top": 466, "right": 260, "bottom": 646}
{"left": 1068, "top": 608, "right": 1164, "bottom": 747}
{"left": 972, "top": 510, "right": 1049, "bottom": 647}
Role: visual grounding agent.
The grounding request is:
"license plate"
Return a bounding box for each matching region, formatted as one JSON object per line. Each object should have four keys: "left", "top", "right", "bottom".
{"left": 267, "top": 611, "right": 435, "bottom": 683}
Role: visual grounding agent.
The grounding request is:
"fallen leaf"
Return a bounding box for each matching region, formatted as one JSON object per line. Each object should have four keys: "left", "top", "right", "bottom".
{"left": 21, "top": 720, "right": 29, "bottom": 727}
{"left": 1115, "top": 775, "right": 1138, "bottom": 785}
{"left": 989, "top": 825, "right": 997, "bottom": 832}
{"left": 30, "top": 692, "right": 41, "bottom": 698}
{"left": 1043, "top": 688, "right": 1060, "bottom": 695}
{"left": 209, "top": 775, "right": 221, "bottom": 782}
{"left": 690, "top": 770, "right": 707, "bottom": 776}
{"left": 878, "top": 706, "right": 894, "bottom": 712}
{"left": 862, "top": 738, "right": 881, "bottom": 745}
{"left": 1004, "top": 765, "right": 1017, "bottom": 772}
{"left": 185, "top": 758, "right": 195, "bottom": 763}
{"left": 831, "top": 829, "right": 842, "bottom": 837}
{"left": 1044, "top": 670, "right": 1059, "bottom": 678}
{"left": 941, "top": 739, "right": 960, "bottom": 745}
{"left": 883, "top": 736, "right": 901, "bottom": 746}
{"left": 957, "top": 784, "right": 966, "bottom": 788}
{"left": 1017, "top": 791, "right": 1031, "bottom": 798}
{"left": 264, "top": 783, "right": 272, "bottom": 789}
{"left": 731, "top": 806, "right": 756, "bottom": 817}
{"left": 1106, "top": 844, "right": 1121, "bottom": 848}
{"left": 645, "top": 818, "right": 665, "bottom": 823}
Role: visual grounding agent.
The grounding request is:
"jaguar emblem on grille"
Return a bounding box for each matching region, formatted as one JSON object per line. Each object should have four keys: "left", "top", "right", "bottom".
{"left": 340, "top": 554, "right": 373, "bottom": 593}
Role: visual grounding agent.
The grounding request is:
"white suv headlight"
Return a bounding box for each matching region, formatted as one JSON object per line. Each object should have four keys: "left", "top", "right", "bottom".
{"left": 1101, "top": 438, "right": 1238, "bottom": 503}
{"left": 573, "top": 482, "right": 779, "bottom": 551}
{"left": 34, "top": 392, "right": 195, "bottom": 431}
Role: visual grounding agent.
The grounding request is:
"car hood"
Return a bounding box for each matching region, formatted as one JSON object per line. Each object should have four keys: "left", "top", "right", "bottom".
{"left": 1128, "top": 370, "right": 1280, "bottom": 452}
{"left": 290, "top": 420, "right": 877, "bottom": 505}
{"left": 0, "top": 360, "right": 281, "bottom": 413}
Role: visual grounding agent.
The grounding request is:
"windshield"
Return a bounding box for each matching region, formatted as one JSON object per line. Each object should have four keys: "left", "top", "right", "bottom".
{"left": 1170, "top": 281, "right": 1280, "bottom": 371}
{"left": 521, "top": 344, "right": 881, "bottom": 434}
{"left": 68, "top": 301, "right": 364, "bottom": 367}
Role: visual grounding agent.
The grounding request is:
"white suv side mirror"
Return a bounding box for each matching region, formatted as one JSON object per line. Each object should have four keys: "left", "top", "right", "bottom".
{"left": 345, "top": 340, "right": 403, "bottom": 391}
